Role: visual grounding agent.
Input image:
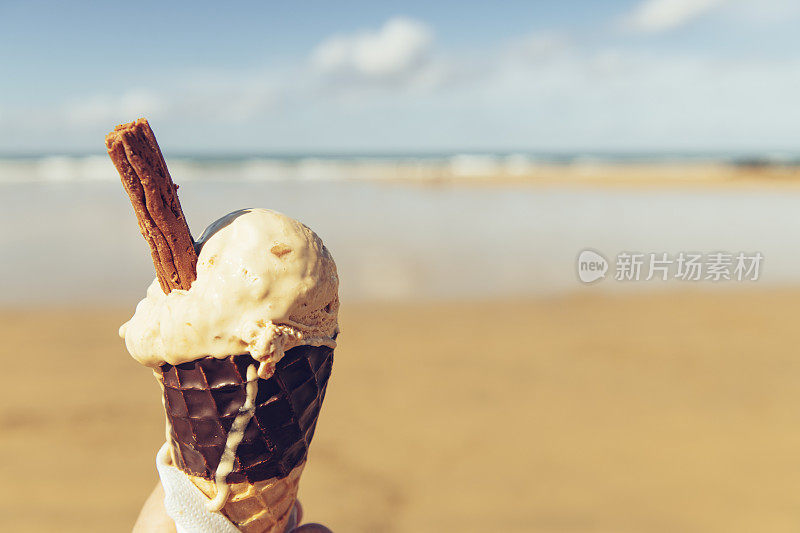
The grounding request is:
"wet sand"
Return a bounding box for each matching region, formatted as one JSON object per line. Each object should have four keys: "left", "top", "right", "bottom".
{"left": 2, "top": 291, "right": 800, "bottom": 532}
{"left": 7, "top": 180, "right": 800, "bottom": 307}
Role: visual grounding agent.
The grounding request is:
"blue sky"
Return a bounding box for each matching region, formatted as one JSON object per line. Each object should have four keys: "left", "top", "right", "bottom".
{"left": 2, "top": 0, "right": 800, "bottom": 153}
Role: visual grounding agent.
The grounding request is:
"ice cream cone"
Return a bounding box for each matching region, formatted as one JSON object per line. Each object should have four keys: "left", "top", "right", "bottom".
{"left": 109, "top": 120, "right": 340, "bottom": 532}
{"left": 188, "top": 461, "right": 305, "bottom": 533}
{"left": 156, "top": 344, "right": 333, "bottom": 531}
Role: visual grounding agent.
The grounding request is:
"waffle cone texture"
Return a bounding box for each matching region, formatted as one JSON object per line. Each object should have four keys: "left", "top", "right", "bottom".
{"left": 187, "top": 461, "right": 305, "bottom": 533}
{"left": 155, "top": 344, "right": 333, "bottom": 531}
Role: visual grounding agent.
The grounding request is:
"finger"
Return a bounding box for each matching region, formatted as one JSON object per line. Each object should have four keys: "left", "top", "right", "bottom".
{"left": 294, "top": 500, "right": 303, "bottom": 524}
{"left": 291, "top": 524, "right": 333, "bottom": 533}
{"left": 284, "top": 503, "right": 298, "bottom": 531}
{"left": 132, "top": 482, "right": 177, "bottom": 533}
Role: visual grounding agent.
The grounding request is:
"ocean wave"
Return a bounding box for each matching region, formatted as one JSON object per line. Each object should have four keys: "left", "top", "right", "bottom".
{"left": 1, "top": 152, "right": 797, "bottom": 184}
{"left": 0, "top": 156, "right": 117, "bottom": 183}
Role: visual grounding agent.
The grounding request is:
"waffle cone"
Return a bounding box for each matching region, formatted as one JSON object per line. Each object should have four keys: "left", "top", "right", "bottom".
{"left": 187, "top": 461, "right": 305, "bottom": 533}
{"left": 155, "top": 344, "right": 332, "bottom": 530}
{"left": 156, "top": 345, "right": 333, "bottom": 483}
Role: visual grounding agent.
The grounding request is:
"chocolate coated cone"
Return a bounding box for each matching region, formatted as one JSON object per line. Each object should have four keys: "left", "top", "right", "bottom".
{"left": 157, "top": 344, "right": 333, "bottom": 483}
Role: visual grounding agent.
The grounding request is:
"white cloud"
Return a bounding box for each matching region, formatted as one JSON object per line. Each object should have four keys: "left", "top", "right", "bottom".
{"left": 5, "top": 12, "right": 800, "bottom": 153}
{"left": 62, "top": 89, "right": 165, "bottom": 126}
{"left": 726, "top": 0, "right": 800, "bottom": 25}
{"left": 623, "top": 0, "right": 730, "bottom": 33}
{"left": 469, "top": 45, "right": 800, "bottom": 150}
{"left": 511, "top": 32, "right": 571, "bottom": 62}
{"left": 311, "top": 17, "right": 433, "bottom": 81}
{"left": 53, "top": 74, "right": 283, "bottom": 131}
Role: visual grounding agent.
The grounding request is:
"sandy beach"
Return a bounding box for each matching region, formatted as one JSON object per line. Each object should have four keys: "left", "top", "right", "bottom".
{"left": 3, "top": 159, "right": 800, "bottom": 532}
{"left": 2, "top": 290, "right": 799, "bottom": 532}
{"left": 7, "top": 176, "right": 800, "bottom": 308}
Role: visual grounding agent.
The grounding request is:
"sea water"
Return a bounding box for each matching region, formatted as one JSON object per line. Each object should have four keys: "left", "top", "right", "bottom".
{"left": 2, "top": 156, "right": 800, "bottom": 304}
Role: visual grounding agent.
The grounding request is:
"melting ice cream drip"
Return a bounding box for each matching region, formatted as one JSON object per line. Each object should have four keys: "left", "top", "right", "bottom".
{"left": 208, "top": 364, "right": 259, "bottom": 512}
